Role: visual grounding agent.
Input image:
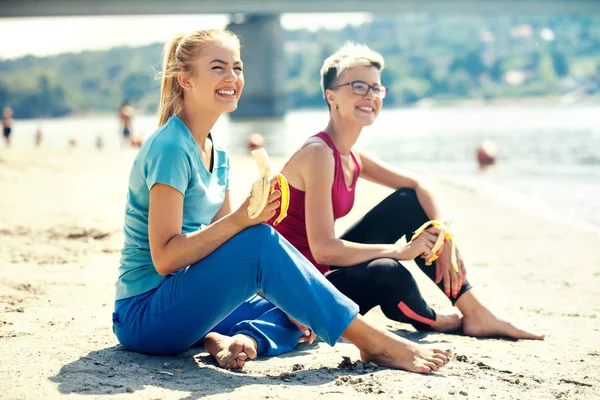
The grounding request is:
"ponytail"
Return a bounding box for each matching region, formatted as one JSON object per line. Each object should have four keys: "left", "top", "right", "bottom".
{"left": 158, "top": 33, "right": 185, "bottom": 127}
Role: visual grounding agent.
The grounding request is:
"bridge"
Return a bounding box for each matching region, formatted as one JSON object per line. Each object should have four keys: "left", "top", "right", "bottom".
{"left": 2, "top": 0, "right": 599, "bottom": 119}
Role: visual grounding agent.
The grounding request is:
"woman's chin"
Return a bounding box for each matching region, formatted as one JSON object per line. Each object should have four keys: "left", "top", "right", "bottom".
{"left": 353, "top": 115, "right": 376, "bottom": 127}
{"left": 219, "top": 103, "right": 238, "bottom": 114}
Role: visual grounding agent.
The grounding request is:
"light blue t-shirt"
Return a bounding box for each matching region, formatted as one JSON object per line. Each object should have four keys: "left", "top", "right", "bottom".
{"left": 115, "top": 115, "right": 230, "bottom": 300}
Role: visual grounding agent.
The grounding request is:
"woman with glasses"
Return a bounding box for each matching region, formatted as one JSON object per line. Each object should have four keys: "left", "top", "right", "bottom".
{"left": 269, "top": 43, "right": 544, "bottom": 340}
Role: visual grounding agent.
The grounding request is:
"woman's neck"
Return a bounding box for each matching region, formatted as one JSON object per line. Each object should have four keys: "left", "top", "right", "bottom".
{"left": 323, "top": 117, "right": 362, "bottom": 155}
{"left": 177, "top": 102, "right": 220, "bottom": 147}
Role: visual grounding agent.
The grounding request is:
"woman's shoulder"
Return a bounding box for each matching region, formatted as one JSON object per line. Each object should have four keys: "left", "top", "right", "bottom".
{"left": 296, "top": 136, "right": 333, "bottom": 159}
{"left": 144, "top": 118, "right": 193, "bottom": 155}
{"left": 289, "top": 137, "right": 336, "bottom": 175}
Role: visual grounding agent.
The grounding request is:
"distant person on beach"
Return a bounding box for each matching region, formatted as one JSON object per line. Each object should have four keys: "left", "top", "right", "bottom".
{"left": 112, "top": 29, "right": 452, "bottom": 373}
{"left": 118, "top": 101, "right": 135, "bottom": 146}
{"left": 2, "top": 107, "right": 13, "bottom": 147}
{"left": 35, "top": 127, "right": 43, "bottom": 148}
{"left": 95, "top": 134, "right": 104, "bottom": 150}
{"left": 268, "top": 43, "right": 544, "bottom": 341}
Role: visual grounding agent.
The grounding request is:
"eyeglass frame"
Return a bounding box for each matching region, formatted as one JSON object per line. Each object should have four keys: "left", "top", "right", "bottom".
{"left": 329, "top": 80, "right": 388, "bottom": 99}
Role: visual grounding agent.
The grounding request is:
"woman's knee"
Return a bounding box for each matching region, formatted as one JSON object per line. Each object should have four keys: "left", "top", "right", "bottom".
{"left": 390, "top": 188, "right": 419, "bottom": 208}
{"left": 366, "top": 258, "right": 414, "bottom": 288}
{"left": 232, "top": 224, "right": 278, "bottom": 249}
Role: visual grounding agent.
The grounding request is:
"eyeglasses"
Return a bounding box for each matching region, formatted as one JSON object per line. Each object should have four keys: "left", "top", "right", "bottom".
{"left": 330, "top": 80, "right": 387, "bottom": 99}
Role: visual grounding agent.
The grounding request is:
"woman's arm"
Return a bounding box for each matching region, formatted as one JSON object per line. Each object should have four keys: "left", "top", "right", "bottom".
{"left": 358, "top": 150, "right": 466, "bottom": 297}
{"left": 301, "top": 145, "right": 433, "bottom": 267}
{"left": 148, "top": 183, "right": 280, "bottom": 276}
{"left": 357, "top": 150, "right": 445, "bottom": 221}
{"left": 211, "top": 190, "right": 232, "bottom": 223}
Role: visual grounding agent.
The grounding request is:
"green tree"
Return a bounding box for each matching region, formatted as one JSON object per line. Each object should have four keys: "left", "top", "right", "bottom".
{"left": 464, "top": 50, "right": 486, "bottom": 81}
{"left": 551, "top": 52, "right": 569, "bottom": 78}
{"left": 539, "top": 55, "right": 558, "bottom": 82}
{"left": 123, "top": 72, "right": 152, "bottom": 103}
{"left": 489, "top": 59, "right": 504, "bottom": 82}
{"left": 380, "top": 68, "right": 396, "bottom": 104}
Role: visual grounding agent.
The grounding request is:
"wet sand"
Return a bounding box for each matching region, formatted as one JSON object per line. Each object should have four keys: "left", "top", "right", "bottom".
{"left": 0, "top": 148, "right": 598, "bottom": 400}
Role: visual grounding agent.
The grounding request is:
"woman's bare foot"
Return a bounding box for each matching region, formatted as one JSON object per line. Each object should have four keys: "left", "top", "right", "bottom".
{"left": 360, "top": 332, "right": 452, "bottom": 374}
{"left": 204, "top": 332, "right": 258, "bottom": 369}
{"left": 343, "top": 315, "right": 452, "bottom": 374}
{"left": 462, "top": 307, "right": 545, "bottom": 340}
{"left": 431, "top": 312, "right": 463, "bottom": 333}
{"left": 456, "top": 291, "right": 544, "bottom": 340}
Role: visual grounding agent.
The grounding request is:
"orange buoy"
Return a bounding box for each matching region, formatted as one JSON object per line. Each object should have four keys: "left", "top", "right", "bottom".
{"left": 247, "top": 132, "right": 264, "bottom": 152}
{"left": 476, "top": 140, "right": 498, "bottom": 168}
{"left": 130, "top": 135, "right": 143, "bottom": 148}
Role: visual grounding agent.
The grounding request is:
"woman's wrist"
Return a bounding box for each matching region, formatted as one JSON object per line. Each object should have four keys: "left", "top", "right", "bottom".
{"left": 393, "top": 244, "right": 410, "bottom": 261}
{"left": 225, "top": 210, "right": 249, "bottom": 232}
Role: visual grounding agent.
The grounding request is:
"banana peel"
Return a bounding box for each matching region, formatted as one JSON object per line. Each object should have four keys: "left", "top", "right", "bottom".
{"left": 247, "top": 148, "right": 290, "bottom": 225}
{"left": 410, "top": 217, "right": 458, "bottom": 272}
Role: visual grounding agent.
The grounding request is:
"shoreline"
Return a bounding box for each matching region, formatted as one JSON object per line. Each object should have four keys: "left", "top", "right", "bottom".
{"left": 6, "top": 98, "right": 600, "bottom": 122}
{"left": 428, "top": 171, "right": 600, "bottom": 236}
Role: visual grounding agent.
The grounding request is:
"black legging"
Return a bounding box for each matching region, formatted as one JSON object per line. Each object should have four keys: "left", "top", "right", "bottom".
{"left": 326, "top": 188, "right": 472, "bottom": 331}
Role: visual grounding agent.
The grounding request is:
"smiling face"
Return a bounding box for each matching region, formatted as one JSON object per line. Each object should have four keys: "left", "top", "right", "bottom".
{"left": 326, "top": 65, "right": 383, "bottom": 127}
{"left": 180, "top": 40, "right": 244, "bottom": 114}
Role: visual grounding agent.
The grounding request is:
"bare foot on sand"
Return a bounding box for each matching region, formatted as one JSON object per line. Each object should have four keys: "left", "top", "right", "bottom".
{"left": 360, "top": 332, "right": 452, "bottom": 374}
{"left": 204, "top": 332, "right": 258, "bottom": 369}
{"left": 462, "top": 307, "right": 545, "bottom": 340}
{"left": 432, "top": 312, "right": 463, "bottom": 333}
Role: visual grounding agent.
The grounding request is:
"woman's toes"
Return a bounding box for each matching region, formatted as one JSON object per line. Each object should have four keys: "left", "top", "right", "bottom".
{"left": 425, "top": 362, "right": 439, "bottom": 371}
{"left": 434, "top": 348, "right": 452, "bottom": 357}
{"left": 421, "top": 365, "right": 433, "bottom": 374}
{"left": 429, "top": 356, "right": 445, "bottom": 368}
{"left": 433, "top": 353, "right": 449, "bottom": 365}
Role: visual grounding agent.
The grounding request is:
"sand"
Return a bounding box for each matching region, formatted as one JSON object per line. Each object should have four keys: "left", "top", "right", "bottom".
{"left": 0, "top": 148, "right": 599, "bottom": 400}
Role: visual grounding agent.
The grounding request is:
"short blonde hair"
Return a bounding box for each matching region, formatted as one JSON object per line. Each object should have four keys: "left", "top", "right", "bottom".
{"left": 320, "top": 42, "right": 385, "bottom": 107}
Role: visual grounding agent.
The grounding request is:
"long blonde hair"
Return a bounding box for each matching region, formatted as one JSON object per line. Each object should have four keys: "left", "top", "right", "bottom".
{"left": 158, "top": 29, "right": 240, "bottom": 127}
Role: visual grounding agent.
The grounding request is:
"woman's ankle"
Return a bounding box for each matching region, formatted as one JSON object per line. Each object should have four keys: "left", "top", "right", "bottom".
{"left": 342, "top": 315, "right": 386, "bottom": 356}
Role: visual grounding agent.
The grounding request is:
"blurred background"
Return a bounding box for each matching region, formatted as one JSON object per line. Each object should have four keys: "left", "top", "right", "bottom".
{"left": 1, "top": 1, "right": 599, "bottom": 229}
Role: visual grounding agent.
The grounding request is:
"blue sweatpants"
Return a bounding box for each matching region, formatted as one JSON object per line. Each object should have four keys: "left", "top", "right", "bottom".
{"left": 112, "top": 224, "right": 359, "bottom": 356}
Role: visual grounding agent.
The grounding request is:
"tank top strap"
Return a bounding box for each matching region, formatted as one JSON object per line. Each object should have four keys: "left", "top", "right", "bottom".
{"left": 349, "top": 151, "right": 360, "bottom": 187}
{"left": 313, "top": 132, "right": 342, "bottom": 166}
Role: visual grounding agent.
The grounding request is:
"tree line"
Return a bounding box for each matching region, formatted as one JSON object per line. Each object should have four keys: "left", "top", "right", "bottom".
{"left": 1, "top": 15, "right": 598, "bottom": 118}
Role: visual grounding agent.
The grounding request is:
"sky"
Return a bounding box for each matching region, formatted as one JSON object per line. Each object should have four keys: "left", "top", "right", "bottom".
{"left": 0, "top": 13, "right": 371, "bottom": 60}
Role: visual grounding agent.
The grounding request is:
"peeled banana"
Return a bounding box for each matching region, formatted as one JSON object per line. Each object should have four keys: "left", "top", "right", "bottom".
{"left": 247, "top": 148, "right": 290, "bottom": 225}
{"left": 410, "top": 218, "right": 458, "bottom": 272}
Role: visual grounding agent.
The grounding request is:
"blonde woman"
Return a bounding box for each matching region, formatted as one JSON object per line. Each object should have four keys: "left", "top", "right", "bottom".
{"left": 270, "top": 43, "right": 544, "bottom": 341}
{"left": 112, "top": 29, "right": 452, "bottom": 373}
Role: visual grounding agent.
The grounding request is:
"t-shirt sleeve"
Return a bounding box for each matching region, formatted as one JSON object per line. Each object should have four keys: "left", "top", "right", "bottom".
{"left": 145, "top": 144, "right": 191, "bottom": 195}
{"left": 224, "top": 151, "right": 231, "bottom": 191}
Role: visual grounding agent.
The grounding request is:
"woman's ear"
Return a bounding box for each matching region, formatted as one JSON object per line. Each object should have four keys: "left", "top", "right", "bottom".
{"left": 177, "top": 72, "right": 193, "bottom": 90}
{"left": 325, "top": 89, "right": 337, "bottom": 109}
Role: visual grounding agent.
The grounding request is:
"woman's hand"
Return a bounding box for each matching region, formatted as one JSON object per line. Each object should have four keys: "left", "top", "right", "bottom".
{"left": 398, "top": 227, "right": 440, "bottom": 261}
{"left": 435, "top": 242, "right": 467, "bottom": 299}
{"left": 232, "top": 179, "right": 281, "bottom": 229}
{"left": 288, "top": 316, "right": 316, "bottom": 344}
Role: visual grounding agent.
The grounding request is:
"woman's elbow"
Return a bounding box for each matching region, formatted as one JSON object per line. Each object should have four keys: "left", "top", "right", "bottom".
{"left": 154, "top": 264, "right": 171, "bottom": 276}
{"left": 312, "top": 246, "right": 339, "bottom": 265}
{"left": 153, "top": 262, "right": 171, "bottom": 276}
{"left": 151, "top": 253, "right": 172, "bottom": 276}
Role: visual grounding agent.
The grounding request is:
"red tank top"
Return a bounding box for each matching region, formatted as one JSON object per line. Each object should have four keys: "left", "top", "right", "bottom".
{"left": 269, "top": 132, "right": 360, "bottom": 274}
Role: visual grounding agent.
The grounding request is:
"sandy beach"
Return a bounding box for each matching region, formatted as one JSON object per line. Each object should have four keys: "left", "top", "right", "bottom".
{"left": 0, "top": 148, "right": 599, "bottom": 400}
